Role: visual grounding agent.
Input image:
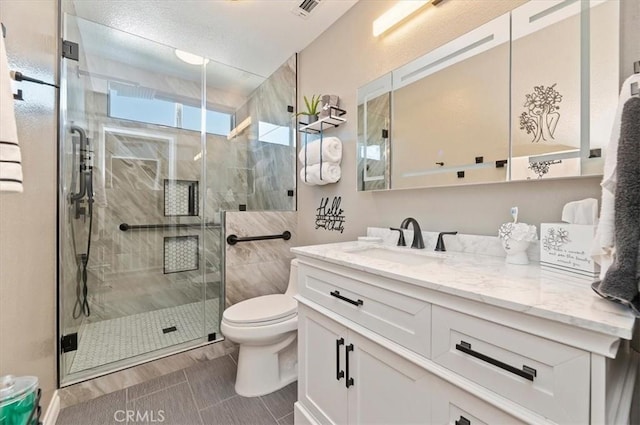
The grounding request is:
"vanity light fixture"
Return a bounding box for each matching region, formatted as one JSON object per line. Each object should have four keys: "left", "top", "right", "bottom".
{"left": 373, "top": 0, "right": 431, "bottom": 37}
{"left": 175, "top": 49, "right": 210, "bottom": 65}
{"left": 227, "top": 116, "right": 252, "bottom": 140}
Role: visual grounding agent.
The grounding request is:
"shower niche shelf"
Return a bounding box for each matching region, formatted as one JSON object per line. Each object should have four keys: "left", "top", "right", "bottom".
{"left": 164, "top": 179, "right": 199, "bottom": 217}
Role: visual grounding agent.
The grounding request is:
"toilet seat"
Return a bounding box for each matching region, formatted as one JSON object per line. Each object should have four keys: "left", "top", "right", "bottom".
{"left": 223, "top": 294, "right": 297, "bottom": 327}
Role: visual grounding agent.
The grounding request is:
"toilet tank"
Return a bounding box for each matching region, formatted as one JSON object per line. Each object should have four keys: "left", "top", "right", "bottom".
{"left": 284, "top": 259, "right": 299, "bottom": 296}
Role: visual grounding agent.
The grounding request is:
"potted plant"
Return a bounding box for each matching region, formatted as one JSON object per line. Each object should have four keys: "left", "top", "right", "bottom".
{"left": 297, "top": 94, "right": 323, "bottom": 124}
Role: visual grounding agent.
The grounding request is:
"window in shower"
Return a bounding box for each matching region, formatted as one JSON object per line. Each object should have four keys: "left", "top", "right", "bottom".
{"left": 258, "top": 121, "right": 291, "bottom": 146}
{"left": 108, "top": 82, "right": 233, "bottom": 136}
{"left": 182, "top": 105, "right": 232, "bottom": 136}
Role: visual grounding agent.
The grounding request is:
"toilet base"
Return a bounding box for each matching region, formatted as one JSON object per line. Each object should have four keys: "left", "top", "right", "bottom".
{"left": 234, "top": 332, "right": 298, "bottom": 397}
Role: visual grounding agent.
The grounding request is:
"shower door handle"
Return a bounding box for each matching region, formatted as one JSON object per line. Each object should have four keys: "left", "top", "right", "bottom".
{"left": 336, "top": 338, "right": 344, "bottom": 380}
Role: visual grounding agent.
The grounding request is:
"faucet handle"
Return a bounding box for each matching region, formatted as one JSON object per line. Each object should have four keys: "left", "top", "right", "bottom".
{"left": 389, "top": 227, "right": 406, "bottom": 247}
{"left": 435, "top": 231, "right": 458, "bottom": 252}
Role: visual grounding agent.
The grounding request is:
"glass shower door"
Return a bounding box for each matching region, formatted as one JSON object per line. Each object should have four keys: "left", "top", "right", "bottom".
{"left": 59, "top": 14, "right": 220, "bottom": 385}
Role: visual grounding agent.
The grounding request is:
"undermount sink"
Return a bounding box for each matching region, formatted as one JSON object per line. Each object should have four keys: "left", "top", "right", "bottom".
{"left": 347, "top": 246, "right": 446, "bottom": 266}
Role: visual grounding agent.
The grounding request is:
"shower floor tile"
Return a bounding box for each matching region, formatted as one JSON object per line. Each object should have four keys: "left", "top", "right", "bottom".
{"left": 69, "top": 299, "right": 220, "bottom": 373}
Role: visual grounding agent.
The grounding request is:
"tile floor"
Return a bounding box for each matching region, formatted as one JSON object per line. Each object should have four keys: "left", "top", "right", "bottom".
{"left": 57, "top": 352, "right": 296, "bottom": 425}
{"left": 69, "top": 299, "right": 220, "bottom": 373}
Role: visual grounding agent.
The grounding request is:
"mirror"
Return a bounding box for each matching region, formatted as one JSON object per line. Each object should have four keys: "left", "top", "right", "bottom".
{"left": 357, "top": 74, "right": 392, "bottom": 191}
{"left": 357, "top": 0, "right": 620, "bottom": 191}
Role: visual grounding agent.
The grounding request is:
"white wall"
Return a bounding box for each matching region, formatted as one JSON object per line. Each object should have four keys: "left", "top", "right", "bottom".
{"left": 0, "top": 0, "right": 58, "bottom": 406}
{"left": 296, "top": 0, "right": 626, "bottom": 246}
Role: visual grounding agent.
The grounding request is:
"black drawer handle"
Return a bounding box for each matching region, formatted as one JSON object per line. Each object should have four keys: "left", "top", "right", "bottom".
{"left": 336, "top": 338, "right": 345, "bottom": 381}
{"left": 455, "top": 341, "right": 536, "bottom": 381}
{"left": 346, "top": 343, "right": 354, "bottom": 388}
{"left": 455, "top": 416, "right": 471, "bottom": 425}
{"left": 330, "top": 290, "right": 364, "bottom": 307}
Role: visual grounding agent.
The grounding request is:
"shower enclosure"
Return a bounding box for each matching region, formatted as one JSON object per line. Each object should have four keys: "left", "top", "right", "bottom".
{"left": 58, "top": 8, "right": 296, "bottom": 385}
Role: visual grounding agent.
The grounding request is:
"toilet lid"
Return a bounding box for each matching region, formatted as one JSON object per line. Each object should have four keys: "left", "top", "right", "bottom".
{"left": 223, "top": 294, "right": 297, "bottom": 325}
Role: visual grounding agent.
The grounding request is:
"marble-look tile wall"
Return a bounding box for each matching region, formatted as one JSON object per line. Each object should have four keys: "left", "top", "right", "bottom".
{"left": 241, "top": 55, "right": 297, "bottom": 211}
{"left": 60, "top": 51, "right": 250, "bottom": 334}
{"left": 224, "top": 211, "right": 297, "bottom": 307}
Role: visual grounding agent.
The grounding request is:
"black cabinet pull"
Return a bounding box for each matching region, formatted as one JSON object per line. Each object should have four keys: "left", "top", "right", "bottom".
{"left": 455, "top": 416, "right": 471, "bottom": 425}
{"left": 455, "top": 341, "right": 537, "bottom": 381}
{"left": 336, "top": 338, "right": 345, "bottom": 381}
{"left": 330, "top": 290, "right": 364, "bottom": 307}
{"left": 345, "top": 343, "right": 354, "bottom": 388}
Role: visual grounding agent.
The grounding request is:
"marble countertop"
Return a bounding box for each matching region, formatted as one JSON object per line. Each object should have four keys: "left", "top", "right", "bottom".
{"left": 291, "top": 240, "right": 637, "bottom": 339}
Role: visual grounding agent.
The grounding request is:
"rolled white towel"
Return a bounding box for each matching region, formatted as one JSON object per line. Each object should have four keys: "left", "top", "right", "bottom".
{"left": 298, "top": 137, "right": 342, "bottom": 166}
{"left": 300, "top": 163, "right": 341, "bottom": 186}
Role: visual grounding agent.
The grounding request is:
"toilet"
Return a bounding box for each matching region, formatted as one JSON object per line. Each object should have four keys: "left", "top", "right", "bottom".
{"left": 221, "top": 259, "right": 299, "bottom": 397}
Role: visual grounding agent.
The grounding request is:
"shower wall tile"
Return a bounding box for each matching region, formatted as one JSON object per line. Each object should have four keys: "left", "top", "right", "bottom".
{"left": 245, "top": 55, "right": 296, "bottom": 212}
{"left": 224, "top": 211, "right": 297, "bottom": 306}
{"left": 61, "top": 85, "right": 229, "bottom": 326}
{"left": 59, "top": 47, "right": 295, "bottom": 381}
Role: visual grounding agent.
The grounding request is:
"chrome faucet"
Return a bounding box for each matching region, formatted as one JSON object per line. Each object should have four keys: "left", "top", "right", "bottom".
{"left": 435, "top": 231, "right": 458, "bottom": 252}
{"left": 400, "top": 217, "right": 425, "bottom": 249}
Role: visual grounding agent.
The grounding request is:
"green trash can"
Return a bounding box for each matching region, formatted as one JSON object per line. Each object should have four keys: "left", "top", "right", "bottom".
{"left": 0, "top": 375, "right": 38, "bottom": 425}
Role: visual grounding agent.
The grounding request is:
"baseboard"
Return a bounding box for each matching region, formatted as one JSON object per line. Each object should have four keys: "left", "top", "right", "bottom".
{"left": 42, "top": 390, "right": 60, "bottom": 425}
{"left": 294, "top": 402, "right": 317, "bottom": 425}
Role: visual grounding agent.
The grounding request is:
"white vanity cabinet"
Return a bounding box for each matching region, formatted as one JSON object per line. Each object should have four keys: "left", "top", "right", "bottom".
{"left": 293, "top": 249, "right": 638, "bottom": 425}
{"left": 297, "top": 304, "right": 432, "bottom": 425}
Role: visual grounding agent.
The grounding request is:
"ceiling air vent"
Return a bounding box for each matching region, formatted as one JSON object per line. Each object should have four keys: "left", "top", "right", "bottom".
{"left": 291, "top": 0, "right": 322, "bottom": 19}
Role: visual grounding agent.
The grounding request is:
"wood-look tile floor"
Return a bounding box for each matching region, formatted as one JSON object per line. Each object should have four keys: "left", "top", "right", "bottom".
{"left": 56, "top": 353, "right": 296, "bottom": 425}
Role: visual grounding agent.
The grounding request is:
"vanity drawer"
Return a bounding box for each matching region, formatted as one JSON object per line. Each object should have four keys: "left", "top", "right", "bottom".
{"left": 431, "top": 306, "right": 590, "bottom": 424}
{"left": 298, "top": 262, "right": 431, "bottom": 357}
{"left": 432, "top": 377, "right": 526, "bottom": 425}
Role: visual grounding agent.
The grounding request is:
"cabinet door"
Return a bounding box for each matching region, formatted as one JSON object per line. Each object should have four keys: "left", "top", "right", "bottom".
{"left": 298, "top": 305, "right": 348, "bottom": 425}
{"left": 347, "top": 331, "right": 432, "bottom": 425}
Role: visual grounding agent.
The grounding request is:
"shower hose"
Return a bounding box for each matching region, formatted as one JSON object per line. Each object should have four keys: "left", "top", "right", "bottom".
{"left": 70, "top": 126, "right": 94, "bottom": 319}
{"left": 73, "top": 186, "right": 93, "bottom": 319}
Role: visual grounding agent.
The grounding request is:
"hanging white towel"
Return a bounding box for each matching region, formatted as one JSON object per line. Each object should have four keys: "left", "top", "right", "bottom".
{"left": 298, "top": 137, "right": 342, "bottom": 166}
{"left": 0, "top": 35, "right": 22, "bottom": 192}
{"left": 300, "top": 163, "right": 341, "bottom": 186}
{"left": 592, "top": 73, "right": 640, "bottom": 277}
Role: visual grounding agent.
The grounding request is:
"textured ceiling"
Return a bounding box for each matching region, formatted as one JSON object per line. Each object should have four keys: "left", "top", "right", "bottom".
{"left": 70, "top": 0, "right": 359, "bottom": 78}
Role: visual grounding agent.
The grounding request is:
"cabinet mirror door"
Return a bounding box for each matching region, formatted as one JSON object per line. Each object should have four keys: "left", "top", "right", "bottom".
{"left": 391, "top": 13, "right": 511, "bottom": 189}
{"left": 356, "top": 0, "right": 620, "bottom": 191}
{"left": 357, "top": 73, "right": 391, "bottom": 191}
{"left": 510, "top": 0, "right": 619, "bottom": 181}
